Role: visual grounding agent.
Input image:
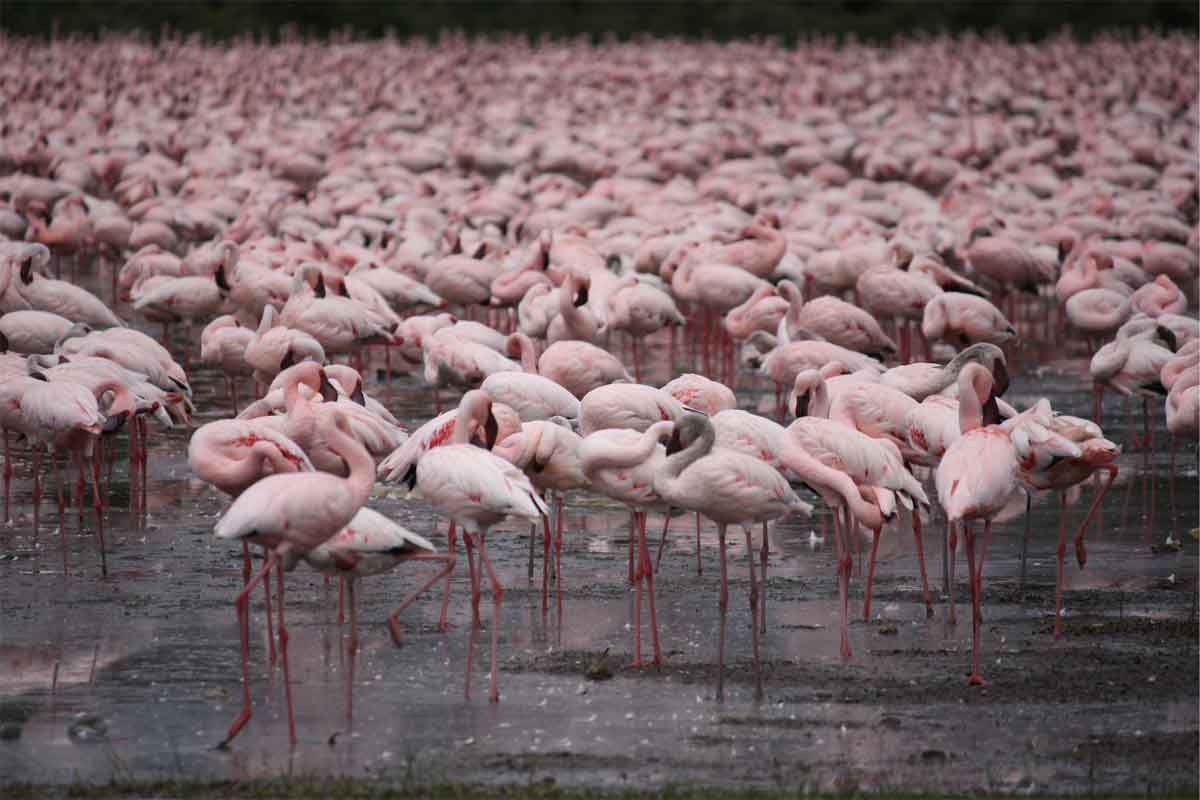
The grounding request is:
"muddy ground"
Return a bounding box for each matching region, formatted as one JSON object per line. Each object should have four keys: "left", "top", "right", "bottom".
{"left": 0, "top": 313, "right": 1197, "bottom": 797}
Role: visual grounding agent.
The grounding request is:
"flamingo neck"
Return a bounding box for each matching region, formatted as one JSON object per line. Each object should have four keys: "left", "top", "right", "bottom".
{"left": 661, "top": 416, "right": 714, "bottom": 482}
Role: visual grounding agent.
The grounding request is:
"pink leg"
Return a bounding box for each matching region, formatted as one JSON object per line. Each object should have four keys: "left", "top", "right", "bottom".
{"left": 627, "top": 511, "right": 636, "bottom": 584}
{"left": 1054, "top": 492, "right": 1067, "bottom": 641}
{"left": 654, "top": 512, "right": 672, "bottom": 570}
{"left": 438, "top": 521, "right": 457, "bottom": 631}
{"left": 262, "top": 546, "right": 276, "bottom": 664}
{"left": 630, "top": 513, "right": 643, "bottom": 667}
{"left": 388, "top": 552, "right": 454, "bottom": 645}
{"left": 1074, "top": 464, "right": 1117, "bottom": 569}
{"left": 475, "top": 534, "right": 504, "bottom": 703}
{"left": 963, "top": 521, "right": 987, "bottom": 686}
{"left": 912, "top": 509, "right": 932, "bottom": 617}
{"left": 32, "top": 448, "right": 41, "bottom": 534}
{"left": 744, "top": 527, "right": 763, "bottom": 701}
{"left": 337, "top": 576, "right": 345, "bottom": 624}
{"left": 947, "top": 521, "right": 958, "bottom": 626}
{"left": 2, "top": 429, "right": 10, "bottom": 522}
{"left": 834, "top": 507, "right": 852, "bottom": 659}
{"left": 716, "top": 523, "right": 729, "bottom": 701}
{"left": 241, "top": 541, "right": 252, "bottom": 585}
{"left": 90, "top": 453, "right": 107, "bottom": 577}
{"left": 695, "top": 512, "right": 703, "bottom": 575}
{"left": 275, "top": 568, "right": 296, "bottom": 745}
{"left": 759, "top": 521, "right": 769, "bottom": 635}
{"left": 217, "top": 550, "right": 278, "bottom": 749}
{"left": 541, "top": 511, "right": 551, "bottom": 614}
{"left": 347, "top": 577, "right": 359, "bottom": 655}
{"left": 464, "top": 533, "right": 481, "bottom": 700}
{"left": 862, "top": 527, "right": 881, "bottom": 620}
{"left": 638, "top": 512, "right": 662, "bottom": 666}
{"left": 464, "top": 526, "right": 481, "bottom": 625}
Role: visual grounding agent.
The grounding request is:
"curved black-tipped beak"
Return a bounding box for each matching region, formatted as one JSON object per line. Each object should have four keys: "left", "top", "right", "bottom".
{"left": 795, "top": 395, "right": 808, "bottom": 419}
{"left": 483, "top": 407, "right": 499, "bottom": 450}
{"left": 314, "top": 272, "right": 327, "bottom": 298}
{"left": 351, "top": 379, "right": 366, "bottom": 406}
{"left": 215, "top": 264, "right": 231, "bottom": 292}
{"left": 992, "top": 358, "right": 1011, "bottom": 397}
{"left": 318, "top": 370, "right": 339, "bottom": 403}
{"left": 102, "top": 411, "right": 130, "bottom": 434}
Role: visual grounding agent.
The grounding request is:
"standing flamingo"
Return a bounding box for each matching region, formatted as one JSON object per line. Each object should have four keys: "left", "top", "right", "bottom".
{"left": 213, "top": 408, "right": 375, "bottom": 748}
{"left": 654, "top": 411, "right": 811, "bottom": 701}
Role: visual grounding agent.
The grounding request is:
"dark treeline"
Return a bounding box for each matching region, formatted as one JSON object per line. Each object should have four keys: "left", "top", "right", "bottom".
{"left": 1, "top": 1, "right": 1197, "bottom": 43}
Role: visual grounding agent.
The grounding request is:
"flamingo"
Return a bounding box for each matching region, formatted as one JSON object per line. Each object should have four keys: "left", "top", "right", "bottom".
{"left": 935, "top": 363, "right": 1022, "bottom": 685}
{"left": 1012, "top": 415, "right": 1119, "bottom": 638}
{"left": 921, "top": 293, "right": 1016, "bottom": 351}
{"left": 213, "top": 408, "right": 375, "bottom": 747}
{"left": 777, "top": 280, "right": 898, "bottom": 359}
{"left": 6, "top": 245, "right": 124, "bottom": 328}
{"left": 398, "top": 395, "right": 547, "bottom": 703}
{"left": 200, "top": 315, "right": 256, "bottom": 413}
{"left": 579, "top": 420, "right": 675, "bottom": 666}
{"left": 654, "top": 411, "right": 811, "bottom": 700}
{"left": 0, "top": 311, "right": 83, "bottom": 355}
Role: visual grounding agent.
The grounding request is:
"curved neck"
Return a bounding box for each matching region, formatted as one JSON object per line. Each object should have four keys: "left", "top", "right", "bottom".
{"left": 509, "top": 333, "right": 538, "bottom": 373}
{"left": 779, "top": 437, "right": 882, "bottom": 528}
{"left": 325, "top": 419, "right": 374, "bottom": 506}
{"left": 661, "top": 418, "right": 715, "bottom": 482}
{"left": 257, "top": 305, "right": 277, "bottom": 336}
{"left": 957, "top": 365, "right": 992, "bottom": 433}
{"left": 583, "top": 426, "right": 664, "bottom": 474}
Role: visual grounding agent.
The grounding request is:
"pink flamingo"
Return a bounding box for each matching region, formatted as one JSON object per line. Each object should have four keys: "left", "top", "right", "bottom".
{"left": 777, "top": 280, "right": 898, "bottom": 359}
{"left": 200, "top": 315, "right": 255, "bottom": 413}
{"left": 0, "top": 311, "right": 81, "bottom": 355}
{"left": 579, "top": 382, "right": 683, "bottom": 437}
{"left": 214, "top": 408, "right": 375, "bottom": 748}
{"left": 492, "top": 420, "right": 588, "bottom": 609}
{"left": 935, "top": 363, "right": 1021, "bottom": 685}
{"left": 654, "top": 411, "right": 811, "bottom": 701}
{"left": 1013, "top": 416, "right": 1119, "bottom": 638}
{"left": 513, "top": 335, "right": 633, "bottom": 399}
{"left": 400, "top": 398, "right": 547, "bottom": 703}
{"left": 921, "top": 293, "right": 1016, "bottom": 351}
{"left": 1129, "top": 275, "right": 1187, "bottom": 318}
{"left": 579, "top": 420, "right": 675, "bottom": 666}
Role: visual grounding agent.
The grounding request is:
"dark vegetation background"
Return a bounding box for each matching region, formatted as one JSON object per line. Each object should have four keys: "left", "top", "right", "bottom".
{"left": 1, "top": 1, "right": 1197, "bottom": 42}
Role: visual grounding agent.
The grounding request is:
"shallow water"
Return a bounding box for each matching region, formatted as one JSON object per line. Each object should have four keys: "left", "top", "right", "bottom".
{"left": 0, "top": 288, "right": 1197, "bottom": 794}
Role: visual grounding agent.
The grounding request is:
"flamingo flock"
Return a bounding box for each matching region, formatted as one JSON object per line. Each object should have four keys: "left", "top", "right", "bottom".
{"left": 0, "top": 29, "right": 1196, "bottom": 750}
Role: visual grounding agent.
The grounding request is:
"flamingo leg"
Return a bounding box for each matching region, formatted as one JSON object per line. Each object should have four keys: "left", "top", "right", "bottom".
{"left": 275, "top": 567, "right": 296, "bottom": 745}
{"left": 464, "top": 531, "right": 481, "bottom": 700}
{"left": 337, "top": 576, "right": 345, "bottom": 624}
{"left": 262, "top": 546, "right": 276, "bottom": 664}
{"left": 630, "top": 512, "right": 644, "bottom": 668}
{"left": 464, "top": 525, "right": 481, "bottom": 625}
{"left": 744, "top": 526, "right": 763, "bottom": 702}
{"left": 475, "top": 533, "right": 504, "bottom": 703}
{"left": 1018, "top": 492, "right": 1032, "bottom": 594}
{"left": 759, "top": 521, "right": 769, "bottom": 635}
{"left": 387, "top": 553, "right": 455, "bottom": 646}
{"left": 32, "top": 448, "right": 42, "bottom": 535}
{"left": 863, "top": 526, "right": 881, "bottom": 620}
{"left": 217, "top": 549, "right": 278, "bottom": 750}
{"left": 716, "top": 523, "right": 728, "bottom": 702}
{"left": 2, "top": 429, "right": 10, "bottom": 522}
{"left": 90, "top": 452, "right": 107, "bottom": 578}
{"left": 1073, "top": 464, "right": 1118, "bottom": 569}
{"left": 834, "top": 506, "right": 852, "bottom": 659}
{"left": 627, "top": 511, "right": 636, "bottom": 585}
{"left": 527, "top": 521, "right": 536, "bottom": 582}
{"left": 947, "top": 520, "right": 958, "bottom": 626}
{"left": 347, "top": 577, "right": 359, "bottom": 654}
{"left": 911, "top": 508, "right": 932, "bottom": 617}
{"left": 554, "top": 494, "right": 564, "bottom": 616}
{"left": 963, "top": 521, "right": 988, "bottom": 686}
{"left": 654, "top": 511, "right": 672, "bottom": 571}
{"left": 541, "top": 513, "right": 551, "bottom": 615}
{"left": 437, "top": 521, "right": 457, "bottom": 631}
{"left": 1054, "top": 492, "right": 1068, "bottom": 641}
{"left": 635, "top": 512, "right": 662, "bottom": 666}
{"left": 695, "top": 511, "right": 703, "bottom": 575}
{"left": 241, "top": 541, "right": 251, "bottom": 585}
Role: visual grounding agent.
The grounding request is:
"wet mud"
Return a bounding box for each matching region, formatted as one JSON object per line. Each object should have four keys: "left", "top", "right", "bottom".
{"left": 0, "top": 319, "right": 1197, "bottom": 796}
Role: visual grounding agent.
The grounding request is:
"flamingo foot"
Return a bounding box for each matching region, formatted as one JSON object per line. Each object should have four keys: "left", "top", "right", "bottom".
{"left": 967, "top": 673, "right": 988, "bottom": 687}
